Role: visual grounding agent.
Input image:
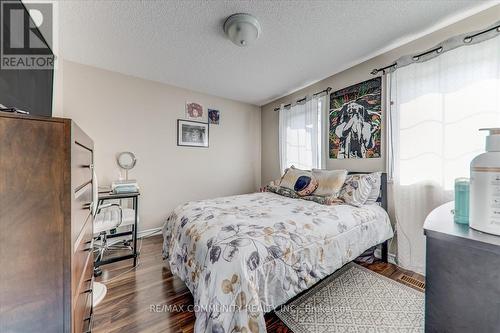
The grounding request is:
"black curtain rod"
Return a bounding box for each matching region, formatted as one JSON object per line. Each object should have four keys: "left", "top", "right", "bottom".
{"left": 370, "top": 45, "right": 444, "bottom": 75}
{"left": 464, "top": 23, "right": 500, "bottom": 43}
{"left": 273, "top": 87, "right": 332, "bottom": 112}
{"left": 412, "top": 46, "right": 443, "bottom": 61}
{"left": 370, "top": 23, "right": 500, "bottom": 76}
{"left": 370, "top": 63, "right": 396, "bottom": 75}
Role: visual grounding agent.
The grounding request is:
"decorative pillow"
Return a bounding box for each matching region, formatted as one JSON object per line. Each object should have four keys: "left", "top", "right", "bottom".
{"left": 266, "top": 184, "right": 299, "bottom": 199}
{"left": 268, "top": 178, "right": 282, "bottom": 187}
{"left": 339, "top": 174, "right": 376, "bottom": 207}
{"left": 279, "top": 166, "right": 312, "bottom": 191}
{"left": 266, "top": 184, "right": 343, "bottom": 206}
{"left": 311, "top": 169, "right": 348, "bottom": 197}
{"left": 365, "top": 172, "right": 382, "bottom": 205}
{"left": 301, "top": 194, "right": 344, "bottom": 206}
{"left": 294, "top": 175, "right": 319, "bottom": 196}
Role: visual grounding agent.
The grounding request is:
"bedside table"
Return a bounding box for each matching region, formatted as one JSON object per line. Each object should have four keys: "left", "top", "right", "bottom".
{"left": 424, "top": 201, "right": 500, "bottom": 332}
{"left": 95, "top": 190, "right": 140, "bottom": 271}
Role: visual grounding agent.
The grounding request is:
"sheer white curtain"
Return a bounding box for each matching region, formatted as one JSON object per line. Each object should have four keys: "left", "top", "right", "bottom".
{"left": 389, "top": 36, "right": 500, "bottom": 274}
{"left": 279, "top": 95, "right": 325, "bottom": 172}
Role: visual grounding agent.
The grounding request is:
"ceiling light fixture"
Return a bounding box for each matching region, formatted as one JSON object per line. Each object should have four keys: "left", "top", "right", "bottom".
{"left": 223, "top": 13, "right": 261, "bottom": 47}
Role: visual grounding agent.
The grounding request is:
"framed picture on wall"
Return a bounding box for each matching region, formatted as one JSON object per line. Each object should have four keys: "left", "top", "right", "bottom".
{"left": 208, "top": 109, "right": 220, "bottom": 125}
{"left": 329, "top": 77, "right": 382, "bottom": 159}
{"left": 177, "top": 119, "right": 209, "bottom": 147}
{"left": 185, "top": 102, "right": 204, "bottom": 120}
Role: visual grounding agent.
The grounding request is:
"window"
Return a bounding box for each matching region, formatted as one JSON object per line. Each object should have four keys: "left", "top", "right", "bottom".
{"left": 391, "top": 37, "right": 500, "bottom": 190}
{"left": 279, "top": 95, "right": 325, "bottom": 172}
{"left": 389, "top": 35, "right": 500, "bottom": 274}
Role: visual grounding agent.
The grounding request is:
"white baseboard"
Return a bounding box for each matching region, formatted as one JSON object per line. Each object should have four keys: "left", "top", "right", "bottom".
{"left": 138, "top": 227, "right": 162, "bottom": 238}
{"left": 374, "top": 248, "right": 397, "bottom": 265}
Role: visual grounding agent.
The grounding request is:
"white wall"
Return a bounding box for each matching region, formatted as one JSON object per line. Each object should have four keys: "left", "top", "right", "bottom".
{"left": 58, "top": 60, "right": 261, "bottom": 231}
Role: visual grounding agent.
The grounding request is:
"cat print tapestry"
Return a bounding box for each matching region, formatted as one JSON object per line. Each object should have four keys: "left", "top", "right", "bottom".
{"left": 329, "top": 77, "right": 382, "bottom": 159}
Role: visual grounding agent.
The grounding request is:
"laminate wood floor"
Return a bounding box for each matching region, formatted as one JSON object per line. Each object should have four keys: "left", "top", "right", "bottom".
{"left": 94, "top": 235, "right": 424, "bottom": 333}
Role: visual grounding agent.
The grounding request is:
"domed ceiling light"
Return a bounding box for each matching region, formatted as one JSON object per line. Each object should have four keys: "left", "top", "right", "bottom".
{"left": 223, "top": 13, "right": 261, "bottom": 47}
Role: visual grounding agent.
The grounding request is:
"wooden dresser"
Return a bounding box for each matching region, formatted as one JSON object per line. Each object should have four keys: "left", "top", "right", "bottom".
{"left": 0, "top": 113, "right": 95, "bottom": 333}
{"left": 424, "top": 202, "right": 500, "bottom": 332}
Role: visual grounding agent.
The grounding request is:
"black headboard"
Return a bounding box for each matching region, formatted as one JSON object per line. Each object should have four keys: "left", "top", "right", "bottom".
{"left": 348, "top": 172, "right": 388, "bottom": 212}
{"left": 348, "top": 171, "right": 390, "bottom": 262}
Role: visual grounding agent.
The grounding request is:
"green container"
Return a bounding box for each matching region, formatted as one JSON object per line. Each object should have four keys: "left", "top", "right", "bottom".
{"left": 454, "top": 178, "right": 470, "bottom": 224}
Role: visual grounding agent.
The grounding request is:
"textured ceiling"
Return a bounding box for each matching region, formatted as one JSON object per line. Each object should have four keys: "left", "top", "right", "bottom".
{"left": 58, "top": 0, "right": 495, "bottom": 106}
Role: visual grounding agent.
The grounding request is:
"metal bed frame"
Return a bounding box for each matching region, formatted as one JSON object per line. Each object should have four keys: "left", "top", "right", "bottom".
{"left": 271, "top": 171, "right": 391, "bottom": 314}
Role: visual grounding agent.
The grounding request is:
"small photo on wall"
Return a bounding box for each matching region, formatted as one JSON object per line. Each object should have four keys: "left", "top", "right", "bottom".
{"left": 208, "top": 109, "right": 220, "bottom": 125}
{"left": 186, "top": 102, "right": 204, "bottom": 120}
{"left": 177, "top": 119, "right": 209, "bottom": 148}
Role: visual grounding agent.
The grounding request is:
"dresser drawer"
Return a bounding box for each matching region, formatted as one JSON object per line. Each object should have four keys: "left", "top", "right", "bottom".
{"left": 73, "top": 215, "right": 93, "bottom": 295}
{"left": 72, "top": 143, "right": 92, "bottom": 190}
{"left": 73, "top": 182, "right": 92, "bottom": 243}
{"left": 79, "top": 254, "right": 94, "bottom": 294}
{"left": 73, "top": 278, "right": 92, "bottom": 333}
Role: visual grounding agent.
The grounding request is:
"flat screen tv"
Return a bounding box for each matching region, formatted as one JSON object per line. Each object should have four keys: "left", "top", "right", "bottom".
{"left": 0, "top": 0, "right": 54, "bottom": 117}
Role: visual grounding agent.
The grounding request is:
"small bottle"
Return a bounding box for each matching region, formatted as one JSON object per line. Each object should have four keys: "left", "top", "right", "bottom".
{"left": 454, "top": 178, "right": 470, "bottom": 224}
{"left": 470, "top": 128, "right": 500, "bottom": 235}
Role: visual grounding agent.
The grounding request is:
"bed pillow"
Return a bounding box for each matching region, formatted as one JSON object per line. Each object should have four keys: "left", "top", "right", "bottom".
{"left": 365, "top": 172, "right": 382, "bottom": 205}
{"left": 311, "top": 169, "right": 347, "bottom": 197}
{"left": 266, "top": 183, "right": 298, "bottom": 199}
{"left": 279, "top": 166, "right": 311, "bottom": 190}
{"left": 266, "top": 184, "right": 342, "bottom": 205}
{"left": 294, "top": 175, "right": 319, "bottom": 196}
{"left": 339, "top": 174, "right": 376, "bottom": 207}
{"left": 301, "top": 194, "right": 344, "bottom": 205}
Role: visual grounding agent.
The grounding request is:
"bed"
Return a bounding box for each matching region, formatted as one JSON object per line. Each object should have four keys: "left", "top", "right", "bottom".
{"left": 162, "top": 173, "right": 393, "bottom": 333}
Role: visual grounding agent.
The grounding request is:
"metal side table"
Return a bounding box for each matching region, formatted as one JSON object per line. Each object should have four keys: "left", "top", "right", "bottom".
{"left": 94, "top": 190, "right": 140, "bottom": 274}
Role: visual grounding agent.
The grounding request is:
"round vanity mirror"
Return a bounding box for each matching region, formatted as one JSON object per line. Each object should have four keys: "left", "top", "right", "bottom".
{"left": 117, "top": 152, "right": 137, "bottom": 179}
{"left": 117, "top": 151, "right": 137, "bottom": 170}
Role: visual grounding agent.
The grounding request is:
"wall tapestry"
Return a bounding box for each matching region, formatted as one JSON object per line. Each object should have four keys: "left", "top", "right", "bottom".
{"left": 329, "top": 77, "right": 381, "bottom": 159}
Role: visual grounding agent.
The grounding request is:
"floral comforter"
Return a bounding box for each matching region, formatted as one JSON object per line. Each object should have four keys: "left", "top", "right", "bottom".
{"left": 162, "top": 192, "right": 393, "bottom": 333}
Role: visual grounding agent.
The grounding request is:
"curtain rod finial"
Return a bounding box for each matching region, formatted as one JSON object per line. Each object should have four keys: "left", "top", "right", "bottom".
{"left": 371, "top": 69, "right": 379, "bottom": 75}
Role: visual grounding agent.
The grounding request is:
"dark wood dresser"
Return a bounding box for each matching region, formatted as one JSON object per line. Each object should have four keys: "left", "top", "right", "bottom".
{"left": 0, "top": 113, "right": 95, "bottom": 333}
{"left": 424, "top": 201, "right": 500, "bottom": 333}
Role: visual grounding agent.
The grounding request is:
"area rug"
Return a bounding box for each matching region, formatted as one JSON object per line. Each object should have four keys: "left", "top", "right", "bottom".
{"left": 275, "top": 263, "right": 424, "bottom": 332}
